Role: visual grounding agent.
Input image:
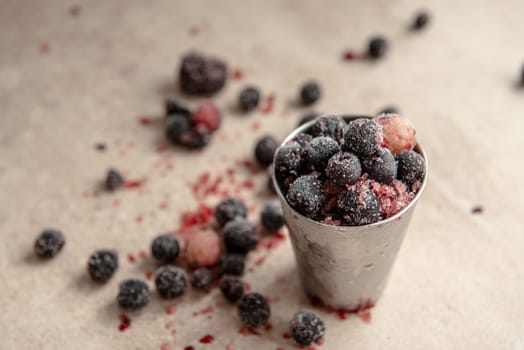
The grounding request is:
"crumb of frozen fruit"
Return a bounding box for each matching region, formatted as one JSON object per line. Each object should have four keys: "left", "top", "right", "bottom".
{"left": 105, "top": 169, "right": 124, "bottom": 191}
{"left": 237, "top": 293, "right": 271, "bottom": 328}
{"left": 300, "top": 81, "right": 322, "bottom": 106}
{"left": 151, "top": 234, "right": 180, "bottom": 264}
{"left": 215, "top": 197, "right": 248, "bottom": 227}
{"left": 223, "top": 218, "right": 259, "bottom": 254}
{"left": 254, "top": 135, "right": 279, "bottom": 168}
{"left": 374, "top": 113, "right": 417, "bottom": 156}
{"left": 361, "top": 148, "right": 397, "bottom": 184}
{"left": 88, "top": 249, "right": 118, "bottom": 283}
{"left": 117, "top": 279, "right": 150, "bottom": 309}
{"left": 184, "top": 229, "right": 222, "bottom": 267}
{"left": 220, "top": 276, "right": 244, "bottom": 303}
{"left": 221, "top": 254, "right": 246, "bottom": 276}
{"left": 34, "top": 229, "right": 65, "bottom": 258}
{"left": 191, "top": 267, "right": 214, "bottom": 292}
{"left": 260, "top": 202, "right": 285, "bottom": 233}
{"left": 179, "top": 51, "right": 228, "bottom": 95}
{"left": 155, "top": 266, "right": 188, "bottom": 299}
{"left": 370, "top": 179, "right": 415, "bottom": 218}
{"left": 239, "top": 86, "right": 261, "bottom": 112}
{"left": 289, "top": 311, "right": 326, "bottom": 346}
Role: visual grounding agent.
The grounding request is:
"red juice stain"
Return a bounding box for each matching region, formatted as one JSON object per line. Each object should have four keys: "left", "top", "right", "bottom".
{"left": 242, "top": 179, "right": 254, "bottom": 189}
{"left": 265, "top": 231, "right": 286, "bottom": 250}
{"left": 282, "top": 332, "right": 291, "bottom": 339}
{"left": 255, "top": 256, "right": 266, "bottom": 266}
{"left": 160, "top": 343, "right": 170, "bottom": 350}
{"left": 264, "top": 323, "right": 273, "bottom": 331}
{"left": 232, "top": 69, "right": 244, "bottom": 80}
{"left": 145, "top": 271, "right": 153, "bottom": 280}
{"left": 179, "top": 204, "right": 214, "bottom": 232}
{"left": 243, "top": 281, "right": 251, "bottom": 291}
{"left": 189, "top": 26, "right": 200, "bottom": 36}
{"left": 171, "top": 329, "right": 177, "bottom": 336}
{"left": 138, "top": 116, "right": 153, "bottom": 126}
{"left": 342, "top": 50, "right": 361, "bottom": 61}
{"left": 192, "top": 305, "right": 213, "bottom": 316}
{"left": 251, "top": 121, "right": 261, "bottom": 131}
{"left": 471, "top": 205, "right": 484, "bottom": 214}
{"left": 127, "top": 254, "right": 136, "bottom": 263}
{"left": 113, "top": 199, "right": 120, "bottom": 207}
{"left": 166, "top": 305, "right": 176, "bottom": 315}
{"left": 40, "top": 42, "right": 50, "bottom": 53}
{"left": 139, "top": 250, "right": 148, "bottom": 259}
{"left": 184, "top": 347, "right": 194, "bottom": 350}
{"left": 136, "top": 215, "right": 144, "bottom": 223}
{"left": 165, "top": 321, "right": 173, "bottom": 329}
{"left": 276, "top": 348, "right": 286, "bottom": 350}
{"left": 157, "top": 144, "right": 169, "bottom": 153}
{"left": 159, "top": 202, "right": 168, "bottom": 210}
{"left": 199, "top": 334, "right": 214, "bottom": 344}
{"left": 124, "top": 180, "right": 145, "bottom": 189}
{"left": 118, "top": 314, "right": 131, "bottom": 331}
{"left": 238, "top": 327, "right": 261, "bottom": 336}
{"left": 260, "top": 94, "right": 276, "bottom": 114}
{"left": 226, "top": 345, "right": 235, "bottom": 350}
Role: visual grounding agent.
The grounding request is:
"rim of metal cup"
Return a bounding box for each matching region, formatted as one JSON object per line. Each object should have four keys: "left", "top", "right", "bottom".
{"left": 272, "top": 114, "right": 429, "bottom": 230}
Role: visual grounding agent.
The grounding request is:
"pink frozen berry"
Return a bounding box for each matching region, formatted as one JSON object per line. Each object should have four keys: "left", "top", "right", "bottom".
{"left": 184, "top": 229, "right": 222, "bottom": 267}
{"left": 374, "top": 113, "right": 416, "bottom": 156}
{"left": 191, "top": 101, "right": 221, "bottom": 133}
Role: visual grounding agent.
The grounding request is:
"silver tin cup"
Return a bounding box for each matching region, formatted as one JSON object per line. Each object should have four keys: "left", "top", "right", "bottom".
{"left": 273, "top": 115, "right": 428, "bottom": 311}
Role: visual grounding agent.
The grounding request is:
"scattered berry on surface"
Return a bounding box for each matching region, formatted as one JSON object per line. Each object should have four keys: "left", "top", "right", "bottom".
{"left": 191, "top": 100, "right": 221, "bottom": 133}
{"left": 165, "top": 98, "right": 191, "bottom": 117}
{"left": 254, "top": 135, "right": 279, "bottom": 168}
{"left": 367, "top": 36, "right": 389, "bottom": 59}
{"left": 289, "top": 311, "right": 326, "bottom": 346}
{"left": 184, "top": 229, "right": 222, "bottom": 267}
{"left": 412, "top": 11, "right": 430, "bottom": 31}
{"left": 34, "top": 229, "right": 65, "bottom": 258}
{"left": 88, "top": 249, "right": 118, "bottom": 283}
{"left": 215, "top": 197, "right": 248, "bottom": 227}
{"left": 326, "top": 152, "right": 362, "bottom": 187}
{"left": 155, "top": 266, "right": 188, "bottom": 299}
{"left": 117, "top": 279, "right": 150, "bottom": 309}
{"left": 151, "top": 234, "right": 180, "bottom": 264}
{"left": 179, "top": 51, "right": 228, "bottom": 95}
{"left": 260, "top": 202, "right": 285, "bottom": 233}
{"left": 105, "top": 169, "right": 124, "bottom": 191}
{"left": 286, "top": 175, "right": 325, "bottom": 217}
{"left": 362, "top": 148, "right": 397, "bottom": 184}
{"left": 223, "top": 218, "right": 258, "bottom": 254}
{"left": 191, "top": 267, "right": 214, "bottom": 292}
{"left": 221, "top": 254, "right": 246, "bottom": 276}
{"left": 300, "top": 81, "right": 322, "bottom": 106}
{"left": 220, "top": 276, "right": 244, "bottom": 303}
{"left": 344, "top": 118, "right": 383, "bottom": 156}
{"left": 239, "top": 86, "right": 261, "bottom": 112}
{"left": 237, "top": 293, "right": 271, "bottom": 328}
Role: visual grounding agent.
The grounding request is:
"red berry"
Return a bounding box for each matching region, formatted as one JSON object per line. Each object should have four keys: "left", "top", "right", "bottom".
{"left": 191, "top": 101, "right": 221, "bottom": 133}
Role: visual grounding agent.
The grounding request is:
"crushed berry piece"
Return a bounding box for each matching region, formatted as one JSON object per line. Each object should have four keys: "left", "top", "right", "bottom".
{"left": 308, "top": 115, "right": 347, "bottom": 143}
{"left": 155, "top": 266, "right": 188, "bottom": 299}
{"left": 191, "top": 267, "right": 214, "bottom": 292}
{"left": 260, "top": 202, "right": 285, "bottom": 233}
{"left": 396, "top": 150, "right": 425, "bottom": 188}
{"left": 286, "top": 175, "right": 325, "bottom": 217}
{"left": 223, "top": 218, "right": 258, "bottom": 254}
{"left": 344, "top": 118, "right": 383, "bottom": 156}
{"left": 220, "top": 276, "right": 244, "bottom": 302}
{"left": 179, "top": 51, "right": 228, "bottom": 95}
{"left": 298, "top": 112, "right": 320, "bottom": 126}
{"left": 105, "top": 169, "right": 124, "bottom": 191}
{"left": 118, "top": 313, "right": 131, "bottom": 331}
{"left": 238, "top": 293, "right": 271, "bottom": 328}
{"left": 34, "top": 229, "right": 65, "bottom": 258}
{"left": 289, "top": 311, "right": 326, "bottom": 346}
{"left": 412, "top": 11, "right": 431, "bottom": 31}
{"left": 191, "top": 101, "right": 221, "bottom": 133}
{"left": 338, "top": 186, "right": 383, "bottom": 225}
{"left": 117, "top": 279, "right": 150, "bottom": 309}
{"left": 184, "top": 229, "right": 222, "bottom": 267}
{"left": 165, "top": 98, "right": 191, "bottom": 117}
{"left": 275, "top": 141, "right": 303, "bottom": 177}
{"left": 304, "top": 136, "right": 340, "bottom": 171}
{"left": 254, "top": 135, "right": 278, "bottom": 167}
{"left": 88, "top": 249, "right": 118, "bottom": 283}
{"left": 215, "top": 197, "right": 248, "bottom": 227}
{"left": 367, "top": 36, "right": 389, "bottom": 59}
{"left": 300, "top": 81, "right": 322, "bottom": 106}
{"left": 221, "top": 254, "right": 246, "bottom": 276}
{"left": 199, "top": 335, "right": 214, "bottom": 344}
{"left": 151, "top": 234, "right": 180, "bottom": 264}
{"left": 326, "top": 152, "right": 362, "bottom": 187}
{"left": 362, "top": 148, "right": 397, "bottom": 184}
{"left": 239, "top": 86, "right": 261, "bottom": 112}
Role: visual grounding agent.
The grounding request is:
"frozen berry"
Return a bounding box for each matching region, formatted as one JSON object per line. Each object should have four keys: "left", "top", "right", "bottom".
{"left": 338, "top": 186, "right": 383, "bottom": 225}
{"left": 191, "top": 267, "right": 214, "bottom": 292}
{"left": 297, "top": 112, "right": 319, "bottom": 126}
{"left": 289, "top": 311, "right": 326, "bottom": 346}
{"left": 260, "top": 202, "right": 285, "bottom": 233}
{"left": 374, "top": 113, "right": 416, "bottom": 156}
{"left": 215, "top": 197, "right": 248, "bottom": 227}
{"left": 221, "top": 254, "right": 246, "bottom": 276}
{"left": 105, "top": 169, "right": 124, "bottom": 191}
{"left": 293, "top": 133, "right": 314, "bottom": 148}
{"left": 308, "top": 115, "right": 347, "bottom": 143}
{"left": 254, "top": 135, "right": 278, "bottom": 167}
{"left": 275, "top": 141, "right": 303, "bottom": 177}
{"left": 88, "top": 249, "right": 118, "bottom": 283}
{"left": 165, "top": 98, "right": 190, "bottom": 117}
{"left": 180, "top": 129, "right": 211, "bottom": 149}
{"left": 362, "top": 148, "right": 397, "bottom": 184}
{"left": 34, "top": 229, "right": 65, "bottom": 258}
{"left": 300, "top": 81, "right": 321, "bottom": 105}
{"left": 237, "top": 293, "right": 271, "bottom": 328}
{"left": 220, "top": 276, "right": 244, "bottom": 303}
{"left": 223, "top": 218, "right": 258, "bottom": 254}
{"left": 191, "top": 101, "right": 221, "bottom": 133}
{"left": 287, "top": 175, "right": 325, "bottom": 217}
{"left": 166, "top": 114, "right": 192, "bottom": 145}
{"left": 304, "top": 136, "right": 340, "bottom": 171}
{"left": 326, "top": 152, "right": 362, "bottom": 187}
{"left": 151, "top": 234, "right": 180, "bottom": 264}
{"left": 239, "top": 86, "right": 260, "bottom": 112}
{"left": 117, "top": 279, "right": 150, "bottom": 309}
{"left": 412, "top": 11, "right": 430, "bottom": 30}
{"left": 367, "top": 36, "right": 389, "bottom": 59}
{"left": 184, "top": 229, "right": 222, "bottom": 267}
{"left": 155, "top": 266, "right": 188, "bottom": 299}
{"left": 179, "top": 52, "right": 228, "bottom": 95}
{"left": 344, "top": 118, "right": 383, "bottom": 156}
{"left": 396, "top": 150, "right": 425, "bottom": 187}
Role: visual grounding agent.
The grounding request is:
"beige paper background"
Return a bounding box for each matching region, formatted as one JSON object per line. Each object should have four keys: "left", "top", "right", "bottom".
{"left": 1, "top": 0, "right": 523, "bottom": 349}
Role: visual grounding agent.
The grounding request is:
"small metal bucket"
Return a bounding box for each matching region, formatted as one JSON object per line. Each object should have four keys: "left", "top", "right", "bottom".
{"left": 273, "top": 115, "right": 428, "bottom": 310}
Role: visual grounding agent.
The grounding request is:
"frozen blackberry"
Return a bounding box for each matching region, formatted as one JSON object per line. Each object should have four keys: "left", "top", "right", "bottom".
{"left": 165, "top": 98, "right": 190, "bottom": 117}
{"left": 151, "top": 234, "right": 180, "bottom": 264}
{"left": 254, "top": 135, "right": 278, "bottom": 167}
{"left": 88, "top": 249, "right": 118, "bottom": 283}
{"left": 223, "top": 218, "right": 258, "bottom": 254}
{"left": 260, "top": 202, "right": 285, "bottom": 233}
{"left": 308, "top": 115, "right": 347, "bottom": 143}
{"left": 297, "top": 112, "right": 319, "bottom": 126}
{"left": 179, "top": 51, "right": 228, "bottom": 95}
{"left": 155, "top": 266, "right": 188, "bottom": 299}
{"left": 326, "top": 152, "right": 362, "bottom": 187}
{"left": 219, "top": 276, "right": 244, "bottom": 303}
{"left": 239, "top": 86, "right": 261, "bottom": 112}
{"left": 166, "top": 114, "right": 192, "bottom": 145}
{"left": 191, "top": 267, "right": 214, "bottom": 292}
{"left": 344, "top": 118, "right": 383, "bottom": 156}
{"left": 105, "top": 169, "right": 124, "bottom": 191}
{"left": 215, "top": 197, "right": 248, "bottom": 227}
{"left": 286, "top": 175, "right": 325, "bottom": 217}
{"left": 221, "top": 254, "right": 246, "bottom": 276}
{"left": 237, "top": 293, "right": 271, "bottom": 328}
{"left": 362, "top": 148, "right": 397, "bottom": 184}
{"left": 367, "top": 36, "right": 389, "bottom": 59}
{"left": 396, "top": 150, "right": 425, "bottom": 187}
{"left": 289, "top": 311, "right": 326, "bottom": 346}
{"left": 274, "top": 141, "right": 303, "bottom": 177}
{"left": 300, "top": 81, "right": 321, "bottom": 106}
{"left": 338, "top": 187, "right": 383, "bottom": 225}
{"left": 117, "top": 279, "right": 150, "bottom": 309}
{"left": 304, "top": 136, "right": 340, "bottom": 171}
{"left": 412, "top": 11, "right": 430, "bottom": 31}
{"left": 34, "top": 229, "right": 65, "bottom": 258}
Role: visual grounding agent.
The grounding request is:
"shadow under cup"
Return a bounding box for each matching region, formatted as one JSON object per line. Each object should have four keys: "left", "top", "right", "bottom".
{"left": 272, "top": 115, "right": 428, "bottom": 311}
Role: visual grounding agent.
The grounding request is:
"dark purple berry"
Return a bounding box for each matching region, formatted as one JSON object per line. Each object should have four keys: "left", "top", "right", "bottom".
{"left": 237, "top": 293, "right": 271, "bottom": 328}
{"left": 34, "top": 229, "right": 65, "bottom": 258}
{"left": 260, "top": 202, "right": 285, "bottom": 233}
{"left": 215, "top": 197, "right": 248, "bottom": 227}
{"left": 338, "top": 187, "right": 383, "bottom": 225}
{"left": 239, "top": 86, "right": 260, "bottom": 112}
{"left": 117, "top": 279, "right": 150, "bottom": 309}
{"left": 304, "top": 136, "right": 340, "bottom": 171}
{"left": 326, "top": 152, "right": 362, "bottom": 187}
{"left": 179, "top": 129, "right": 211, "bottom": 149}
{"left": 105, "top": 169, "right": 124, "bottom": 191}
{"left": 289, "top": 311, "right": 326, "bottom": 346}
{"left": 166, "top": 114, "right": 192, "bottom": 145}
{"left": 155, "top": 266, "right": 188, "bottom": 299}
{"left": 297, "top": 112, "right": 319, "bottom": 127}
{"left": 396, "top": 150, "right": 425, "bottom": 187}
{"left": 220, "top": 276, "right": 244, "bottom": 303}
{"left": 300, "top": 81, "right": 322, "bottom": 105}
{"left": 344, "top": 118, "right": 383, "bottom": 156}
{"left": 151, "top": 234, "right": 180, "bottom": 264}
{"left": 308, "top": 115, "right": 348, "bottom": 142}
{"left": 221, "top": 254, "right": 246, "bottom": 276}
{"left": 412, "top": 11, "right": 430, "bottom": 31}
{"left": 88, "top": 249, "right": 118, "bottom": 283}
{"left": 367, "top": 36, "right": 389, "bottom": 59}
{"left": 191, "top": 267, "right": 214, "bottom": 292}
{"left": 362, "top": 148, "right": 397, "bottom": 184}
{"left": 254, "top": 135, "right": 278, "bottom": 167}
{"left": 275, "top": 141, "right": 303, "bottom": 177}
{"left": 179, "top": 51, "right": 228, "bottom": 95}
{"left": 165, "top": 98, "right": 191, "bottom": 117}
{"left": 286, "top": 175, "right": 325, "bottom": 217}
{"left": 223, "top": 218, "right": 258, "bottom": 254}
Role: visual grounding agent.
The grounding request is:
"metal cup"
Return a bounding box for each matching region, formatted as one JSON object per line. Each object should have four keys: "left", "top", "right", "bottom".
{"left": 273, "top": 115, "right": 428, "bottom": 311}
